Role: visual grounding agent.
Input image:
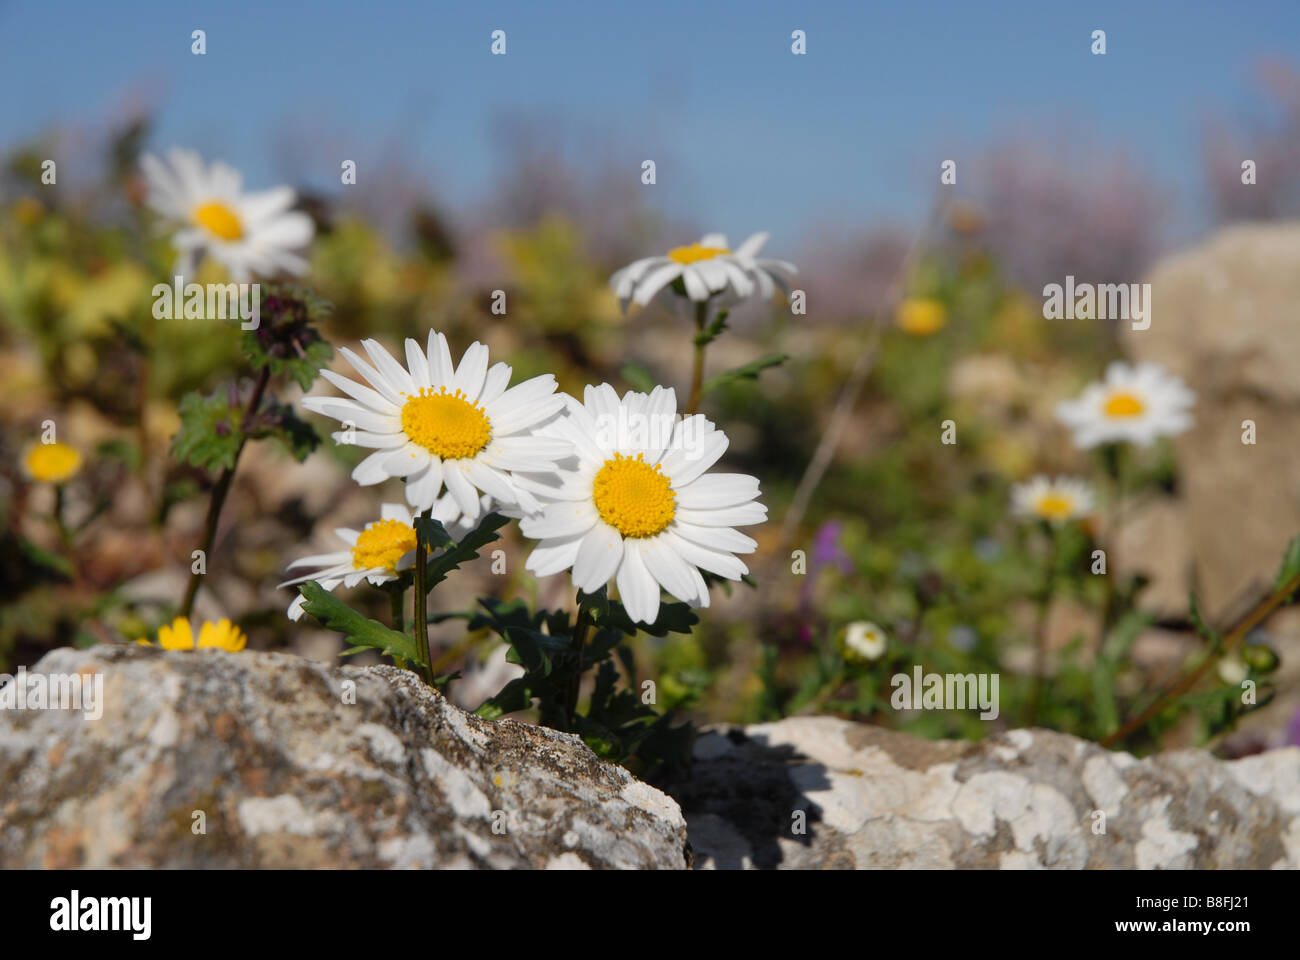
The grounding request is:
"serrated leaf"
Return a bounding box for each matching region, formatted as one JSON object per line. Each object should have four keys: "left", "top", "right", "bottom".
{"left": 693, "top": 309, "right": 729, "bottom": 347}
{"left": 414, "top": 515, "right": 454, "bottom": 550}
{"left": 424, "top": 512, "right": 511, "bottom": 593}
{"left": 701, "top": 352, "right": 788, "bottom": 395}
{"left": 299, "top": 581, "right": 425, "bottom": 666}
{"left": 171, "top": 390, "right": 243, "bottom": 472}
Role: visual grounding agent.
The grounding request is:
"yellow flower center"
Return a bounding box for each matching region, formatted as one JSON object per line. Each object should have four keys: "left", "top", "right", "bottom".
{"left": 351, "top": 518, "right": 418, "bottom": 572}
{"left": 400, "top": 388, "right": 492, "bottom": 460}
{"left": 193, "top": 201, "right": 244, "bottom": 241}
{"left": 896, "top": 298, "right": 947, "bottom": 336}
{"left": 668, "top": 242, "right": 730, "bottom": 265}
{"left": 592, "top": 454, "right": 676, "bottom": 538}
{"left": 1103, "top": 391, "right": 1145, "bottom": 418}
{"left": 24, "top": 441, "right": 82, "bottom": 483}
{"left": 1034, "top": 494, "right": 1074, "bottom": 520}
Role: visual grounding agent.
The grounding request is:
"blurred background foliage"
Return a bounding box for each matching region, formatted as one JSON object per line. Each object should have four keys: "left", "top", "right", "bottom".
{"left": 3, "top": 75, "right": 1300, "bottom": 760}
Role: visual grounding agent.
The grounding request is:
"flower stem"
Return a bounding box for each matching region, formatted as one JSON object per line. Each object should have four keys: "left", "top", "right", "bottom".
{"left": 1028, "top": 525, "right": 1058, "bottom": 725}
{"left": 564, "top": 597, "right": 594, "bottom": 730}
{"left": 413, "top": 507, "right": 434, "bottom": 685}
{"left": 1100, "top": 570, "right": 1300, "bottom": 747}
{"left": 179, "top": 366, "right": 271, "bottom": 619}
{"left": 686, "top": 300, "right": 709, "bottom": 415}
{"left": 387, "top": 584, "right": 409, "bottom": 672}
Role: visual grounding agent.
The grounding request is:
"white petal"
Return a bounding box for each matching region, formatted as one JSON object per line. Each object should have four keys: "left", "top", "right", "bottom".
{"left": 520, "top": 499, "right": 598, "bottom": 540}
{"left": 572, "top": 523, "right": 624, "bottom": 592}
{"left": 675, "top": 473, "right": 761, "bottom": 509}
{"left": 525, "top": 535, "right": 584, "bottom": 578}
{"left": 616, "top": 540, "right": 661, "bottom": 624}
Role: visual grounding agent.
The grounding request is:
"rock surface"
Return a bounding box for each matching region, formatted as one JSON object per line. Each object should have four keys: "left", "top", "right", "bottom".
{"left": 0, "top": 646, "right": 688, "bottom": 869}
{"left": 668, "top": 717, "right": 1300, "bottom": 869}
{"left": 1124, "top": 221, "right": 1300, "bottom": 620}
{"left": 5, "top": 647, "right": 1299, "bottom": 870}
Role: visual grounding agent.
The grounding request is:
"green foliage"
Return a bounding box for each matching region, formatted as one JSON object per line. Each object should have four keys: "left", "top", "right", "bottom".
{"left": 471, "top": 588, "right": 696, "bottom": 781}
{"left": 299, "top": 581, "right": 425, "bottom": 666}
{"left": 702, "top": 352, "right": 788, "bottom": 395}
{"left": 240, "top": 285, "right": 334, "bottom": 390}
{"left": 171, "top": 390, "right": 243, "bottom": 471}
{"left": 251, "top": 399, "right": 320, "bottom": 463}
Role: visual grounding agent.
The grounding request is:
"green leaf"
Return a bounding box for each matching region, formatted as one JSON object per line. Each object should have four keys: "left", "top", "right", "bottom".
{"left": 701, "top": 352, "right": 789, "bottom": 395}
{"left": 171, "top": 390, "right": 243, "bottom": 472}
{"left": 620, "top": 361, "right": 657, "bottom": 393}
{"left": 693, "top": 309, "right": 730, "bottom": 346}
{"left": 299, "top": 581, "right": 425, "bottom": 666}
{"left": 598, "top": 597, "right": 699, "bottom": 637}
{"left": 414, "top": 515, "right": 454, "bottom": 550}
{"left": 424, "top": 512, "right": 511, "bottom": 593}
{"left": 250, "top": 399, "right": 320, "bottom": 462}
{"left": 1274, "top": 535, "right": 1300, "bottom": 593}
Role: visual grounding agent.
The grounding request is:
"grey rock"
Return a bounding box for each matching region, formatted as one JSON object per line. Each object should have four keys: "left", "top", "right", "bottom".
{"left": 668, "top": 717, "right": 1300, "bottom": 869}
{"left": 0, "top": 646, "right": 688, "bottom": 869}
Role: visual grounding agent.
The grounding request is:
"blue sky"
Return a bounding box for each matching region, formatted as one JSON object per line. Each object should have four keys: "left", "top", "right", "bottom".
{"left": 2, "top": 0, "right": 1297, "bottom": 243}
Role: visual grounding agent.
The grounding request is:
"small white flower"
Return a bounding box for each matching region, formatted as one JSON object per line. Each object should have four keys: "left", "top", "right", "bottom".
{"left": 1010, "top": 475, "right": 1095, "bottom": 526}
{"left": 1217, "top": 656, "right": 1248, "bottom": 687}
{"left": 299, "top": 332, "right": 572, "bottom": 518}
{"left": 844, "top": 621, "right": 887, "bottom": 662}
{"left": 141, "top": 148, "right": 314, "bottom": 282}
{"left": 280, "top": 502, "right": 423, "bottom": 621}
{"left": 518, "top": 384, "right": 766, "bottom": 624}
{"left": 610, "top": 232, "right": 796, "bottom": 310}
{"left": 1055, "top": 361, "right": 1194, "bottom": 449}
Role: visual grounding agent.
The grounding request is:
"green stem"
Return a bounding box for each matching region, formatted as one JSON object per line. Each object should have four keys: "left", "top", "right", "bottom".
{"left": 564, "top": 598, "right": 594, "bottom": 730}
{"left": 1028, "top": 525, "right": 1058, "bottom": 725}
{"left": 413, "top": 507, "right": 433, "bottom": 684}
{"left": 179, "top": 366, "right": 271, "bottom": 619}
{"left": 53, "top": 483, "right": 72, "bottom": 550}
{"left": 686, "top": 300, "right": 709, "bottom": 415}
{"left": 387, "top": 583, "right": 408, "bottom": 671}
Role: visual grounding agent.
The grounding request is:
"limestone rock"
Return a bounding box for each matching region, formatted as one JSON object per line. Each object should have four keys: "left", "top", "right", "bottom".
{"left": 668, "top": 717, "right": 1300, "bottom": 869}
{"left": 0, "top": 646, "right": 689, "bottom": 869}
{"left": 1125, "top": 221, "right": 1300, "bottom": 619}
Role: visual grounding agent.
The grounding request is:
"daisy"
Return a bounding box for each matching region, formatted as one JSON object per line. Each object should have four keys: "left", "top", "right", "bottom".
{"left": 137, "top": 617, "right": 246, "bottom": 652}
{"left": 280, "top": 501, "right": 419, "bottom": 621}
{"left": 518, "top": 384, "right": 766, "bottom": 625}
{"left": 610, "top": 232, "right": 796, "bottom": 310}
{"left": 843, "top": 621, "right": 888, "bottom": 662}
{"left": 22, "top": 441, "right": 82, "bottom": 484}
{"left": 299, "top": 333, "right": 572, "bottom": 519}
{"left": 141, "top": 148, "right": 314, "bottom": 282}
{"left": 1010, "top": 475, "right": 1095, "bottom": 526}
{"left": 1055, "top": 361, "right": 1194, "bottom": 448}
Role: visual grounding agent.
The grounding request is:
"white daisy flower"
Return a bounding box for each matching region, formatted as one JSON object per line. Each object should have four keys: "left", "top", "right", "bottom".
{"left": 844, "top": 621, "right": 888, "bottom": 662}
{"left": 1010, "top": 475, "right": 1095, "bottom": 526}
{"left": 141, "top": 147, "right": 314, "bottom": 282}
{"left": 300, "top": 332, "right": 571, "bottom": 519}
{"left": 610, "top": 232, "right": 796, "bottom": 310}
{"left": 1055, "top": 361, "right": 1195, "bottom": 449}
{"left": 518, "top": 384, "right": 766, "bottom": 625}
{"left": 280, "top": 502, "right": 421, "bottom": 621}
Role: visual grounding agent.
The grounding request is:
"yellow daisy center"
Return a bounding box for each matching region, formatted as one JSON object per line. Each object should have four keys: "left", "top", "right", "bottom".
{"left": 1103, "top": 390, "right": 1145, "bottom": 418}
{"left": 400, "top": 387, "right": 492, "bottom": 460}
{"left": 351, "top": 518, "right": 418, "bottom": 572}
{"left": 24, "top": 441, "right": 82, "bottom": 483}
{"left": 592, "top": 453, "right": 676, "bottom": 538}
{"left": 668, "top": 242, "right": 730, "bottom": 265}
{"left": 193, "top": 200, "right": 244, "bottom": 241}
{"left": 1034, "top": 493, "right": 1075, "bottom": 520}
